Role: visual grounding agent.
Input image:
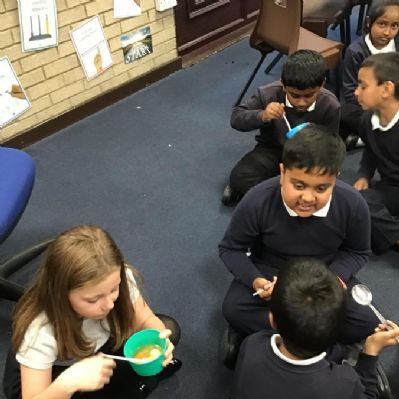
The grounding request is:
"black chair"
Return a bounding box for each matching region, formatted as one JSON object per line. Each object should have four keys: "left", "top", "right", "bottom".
{"left": 0, "top": 147, "right": 52, "bottom": 301}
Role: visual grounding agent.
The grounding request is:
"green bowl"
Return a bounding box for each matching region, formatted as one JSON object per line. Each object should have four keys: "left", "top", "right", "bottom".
{"left": 123, "top": 329, "right": 167, "bottom": 376}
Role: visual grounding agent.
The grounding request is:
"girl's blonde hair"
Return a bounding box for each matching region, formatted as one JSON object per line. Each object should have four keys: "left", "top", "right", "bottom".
{"left": 12, "top": 225, "right": 135, "bottom": 360}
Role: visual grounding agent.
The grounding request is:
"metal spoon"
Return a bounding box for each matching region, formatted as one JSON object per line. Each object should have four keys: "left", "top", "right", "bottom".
{"left": 351, "top": 284, "right": 399, "bottom": 343}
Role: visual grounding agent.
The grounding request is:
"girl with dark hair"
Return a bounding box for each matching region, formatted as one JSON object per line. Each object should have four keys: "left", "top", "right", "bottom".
{"left": 341, "top": 0, "right": 399, "bottom": 149}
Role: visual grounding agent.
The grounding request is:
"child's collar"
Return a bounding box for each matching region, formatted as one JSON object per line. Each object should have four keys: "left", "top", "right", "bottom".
{"left": 365, "top": 34, "right": 396, "bottom": 55}
{"left": 371, "top": 108, "right": 399, "bottom": 131}
{"left": 285, "top": 96, "right": 316, "bottom": 112}
{"left": 270, "top": 334, "right": 326, "bottom": 366}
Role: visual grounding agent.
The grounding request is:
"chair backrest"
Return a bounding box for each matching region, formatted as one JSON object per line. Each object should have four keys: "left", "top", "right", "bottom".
{"left": 250, "top": 0, "right": 303, "bottom": 54}
{"left": 0, "top": 147, "right": 35, "bottom": 243}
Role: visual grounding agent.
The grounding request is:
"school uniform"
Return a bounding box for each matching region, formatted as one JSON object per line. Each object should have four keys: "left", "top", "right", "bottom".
{"left": 357, "top": 110, "right": 399, "bottom": 254}
{"left": 232, "top": 332, "right": 379, "bottom": 399}
{"left": 219, "top": 177, "right": 379, "bottom": 342}
{"left": 229, "top": 81, "right": 340, "bottom": 194}
{"left": 3, "top": 268, "right": 148, "bottom": 399}
{"left": 340, "top": 35, "right": 399, "bottom": 139}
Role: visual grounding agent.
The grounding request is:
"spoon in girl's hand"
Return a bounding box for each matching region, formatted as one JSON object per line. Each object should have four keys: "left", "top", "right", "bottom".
{"left": 102, "top": 351, "right": 160, "bottom": 364}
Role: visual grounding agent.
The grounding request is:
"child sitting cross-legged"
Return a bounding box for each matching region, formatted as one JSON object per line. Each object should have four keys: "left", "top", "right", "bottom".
{"left": 231, "top": 257, "right": 399, "bottom": 399}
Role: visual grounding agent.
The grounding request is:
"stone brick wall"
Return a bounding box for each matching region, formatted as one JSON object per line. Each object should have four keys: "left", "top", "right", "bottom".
{"left": 0, "top": 0, "right": 178, "bottom": 142}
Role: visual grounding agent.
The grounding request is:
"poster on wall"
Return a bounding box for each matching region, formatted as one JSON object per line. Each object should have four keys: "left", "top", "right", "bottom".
{"left": 114, "top": 0, "right": 142, "bottom": 18}
{"left": 70, "top": 16, "right": 113, "bottom": 81}
{"left": 0, "top": 57, "right": 31, "bottom": 129}
{"left": 121, "top": 26, "right": 153, "bottom": 64}
{"left": 18, "top": 0, "right": 58, "bottom": 52}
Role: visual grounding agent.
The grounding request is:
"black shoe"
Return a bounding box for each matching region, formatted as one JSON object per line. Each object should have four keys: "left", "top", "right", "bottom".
{"left": 220, "top": 325, "right": 244, "bottom": 370}
{"left": 376, "top": 361, "right": 393, "bottom": 399}
{"left": 345, "top": 134, "right": 360, "bottom": 151}
{"left": 221, "top": 184, "right": 242, "bottom": 206}
{"left": 159, "top": 358, "right": 182, "bottom": 379}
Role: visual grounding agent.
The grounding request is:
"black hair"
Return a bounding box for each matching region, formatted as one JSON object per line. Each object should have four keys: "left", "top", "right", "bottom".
{"left": 365, "top": 0, "right": 399, "bottom": 33}
{"left": 281, "top": 50, "right": 327, "bottom": 89}
{"left": 270, "top": 257, "right": 345, "bottom": 359}
{"left": 361, "top": 52, "right": 399, "bottom": 99}
{"left": 282, "top": 124, "right": 346, "bottom": 176}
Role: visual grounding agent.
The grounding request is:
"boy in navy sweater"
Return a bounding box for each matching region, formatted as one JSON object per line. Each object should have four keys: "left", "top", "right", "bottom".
{"left": 232, "top": 258, "right": 399, "bottom": 399}
{"left": 353, "top": 52, "right": 399, "bottom": 254}
{"left": 222, "top": 50, "right": 340, "bottom": 205}
{"left": 219, "top": 125, "right": 379, "bottom": 367}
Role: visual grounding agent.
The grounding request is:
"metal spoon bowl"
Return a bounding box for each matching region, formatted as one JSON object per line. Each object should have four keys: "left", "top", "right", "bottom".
{"left": 351, "top": 284, "right": 399, "bottom": 343}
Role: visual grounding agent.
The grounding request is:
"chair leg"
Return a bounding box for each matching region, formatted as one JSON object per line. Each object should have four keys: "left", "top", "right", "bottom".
{"left": 235, "top": 53, "right": 267, "bottom": 106}
{"left": 265, "top": 53, "right": 283, "bottom": 74}
{"left": 0, "top": 277, "right": 25, "bottom": 301}
{"left": 0, "top": 239, "right": 53, "bottom": 278}
{"left": 345, "top": 16, "right": 351, "bottom": 47}
{"left": 356, "top": 4, "right": 366, "bottom": 35}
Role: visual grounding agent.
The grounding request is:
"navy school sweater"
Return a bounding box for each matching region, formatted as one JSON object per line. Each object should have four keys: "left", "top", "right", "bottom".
{"left": 232, "top": 331, "right": 379, "bottom": 399}
{"left": 230, "top": 81, "right": 340, "bottom": 149}
{"left": 219, "top": 176, "right": 371, "bottom": 286}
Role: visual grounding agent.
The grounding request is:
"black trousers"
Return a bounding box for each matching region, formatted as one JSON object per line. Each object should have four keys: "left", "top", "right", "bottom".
{"left": 339, "top": 103, "right": 363, "bottom": 140}
{"left": 222, "top": 276, "right": 380, "bottom": 344}
{"left": 229, "top": 145, "right": 281, "bottom": 195}
{"left": 360, "top": 183, "right": 399, "bottom": 254}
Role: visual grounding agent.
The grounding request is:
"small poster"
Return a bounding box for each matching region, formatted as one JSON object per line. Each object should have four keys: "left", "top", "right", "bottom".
{"left": 70, "top": 16, "right": 113, "bottom": 80}
{"left": 0, "top": 57, "right": 31, "bottom": 129}
{"left": 114, "top": 0, "right": 142, "bottom": 18}
{"left": 18, "top": 0, "right": 58, "bottom": 52}
{"left": 121, "top": 27, "right": 153, "bottom": 64}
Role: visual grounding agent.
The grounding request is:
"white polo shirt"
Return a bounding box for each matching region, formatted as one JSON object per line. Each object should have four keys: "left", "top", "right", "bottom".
{"left": 16, "top": 267, "right": 139, "bottom": 369}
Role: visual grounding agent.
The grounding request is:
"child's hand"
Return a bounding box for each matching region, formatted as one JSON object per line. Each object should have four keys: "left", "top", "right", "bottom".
{"left": 337, "top": 276, "right": 347, "bottom": 290}
{"left": 262, "top": 102, "right": 285, "bottom": 122}
{"left": 353, "top": 178, "right": 369, "bottom": 191}
{"left": 159, "top": 329, "right": 175, "bottom": 367}
{"left": 253, "top": 276, "right": 277, "bottom": 300}
{"left": 56, "top": 354, "right": 115, "bottom": 393}
{"left": 363, "top": 320, "right": 399, "bottom": 356}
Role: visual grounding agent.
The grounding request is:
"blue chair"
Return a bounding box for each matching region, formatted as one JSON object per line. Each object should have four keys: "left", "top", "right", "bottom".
{"left": 0, "top": 147, "right": 52, "bottom": 301}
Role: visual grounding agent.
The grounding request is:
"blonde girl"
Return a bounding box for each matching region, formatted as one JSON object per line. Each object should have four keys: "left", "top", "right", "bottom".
{"left": 3, "top": 225, "right": 181, "bottom": 399}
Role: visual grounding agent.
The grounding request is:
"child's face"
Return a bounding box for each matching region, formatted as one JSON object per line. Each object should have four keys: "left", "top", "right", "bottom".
{"left": 279, "top": 165, "right": 336, "bottom": 218}
{"left": 369, "top": 6, "right": 399, "bottom": 49}
{"left": 284, "top": 86, "right": 321, "bottom": 112}
{"left": 68, "top": 268, "right": 121, "bottom": 320}
{"left": 355, "top": 67, "right": 386, "bottom": 111}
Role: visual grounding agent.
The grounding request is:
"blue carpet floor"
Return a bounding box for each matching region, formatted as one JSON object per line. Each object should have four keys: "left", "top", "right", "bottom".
{"left": 1, "top": 15, "right": 399, "bottom": 399}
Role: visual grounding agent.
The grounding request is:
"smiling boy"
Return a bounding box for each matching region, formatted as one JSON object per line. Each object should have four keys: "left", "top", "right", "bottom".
{"left": 219, "top": 125, "right": 379, "bottom": 367}
{"left": 222, "top": 50, "right": 340, "bottom": 205}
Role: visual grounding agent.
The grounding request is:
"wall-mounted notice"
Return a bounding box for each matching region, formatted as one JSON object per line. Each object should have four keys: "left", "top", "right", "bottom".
{"left": 114, "top": 0, "right": 142, "bottom": 18}
{"left": 18, "top": 0, "right": 58, "bottom": 52}
{"left": 0, "top": 57, "right": 31, "bottom": 129}
{"left": 121, "top": 26, "right": 153, "bottom": 64}
{"left": 70, "top": 16, "right": 113, "bottom": 81}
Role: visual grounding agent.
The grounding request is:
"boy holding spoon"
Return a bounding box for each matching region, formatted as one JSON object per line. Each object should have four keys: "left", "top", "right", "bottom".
{"left": 222, "top": 49, "right": 340, "bottom": 205}
{"left": 219, "top": 126, "right": 380, "bottom": 368}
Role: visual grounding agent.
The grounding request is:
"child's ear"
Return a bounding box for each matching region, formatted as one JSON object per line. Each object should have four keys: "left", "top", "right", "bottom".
{"left": 279, "top": 163, "right": 285, "bottom": 185}
{"left": 269, "top": 312, "right": 277, "bottom": 329}
{"left": 365, "top": 16, "right": 370, "bottom": 31}
{"left": 383, "top": 80, "right": 396, "bottom": 98}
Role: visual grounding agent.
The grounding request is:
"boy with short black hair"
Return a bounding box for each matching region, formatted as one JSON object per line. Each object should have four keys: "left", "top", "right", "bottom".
{"left": 219, "top": 125, "right": 379, "bottom": 366}
{"left": 353, "top": 52, "right": 399, "bottom": 254}
{"left": 232, "top": 257, "right": 399, "bottom": 399}
{"left": 222, "top": 49, "right": 340, "bottom": 205}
